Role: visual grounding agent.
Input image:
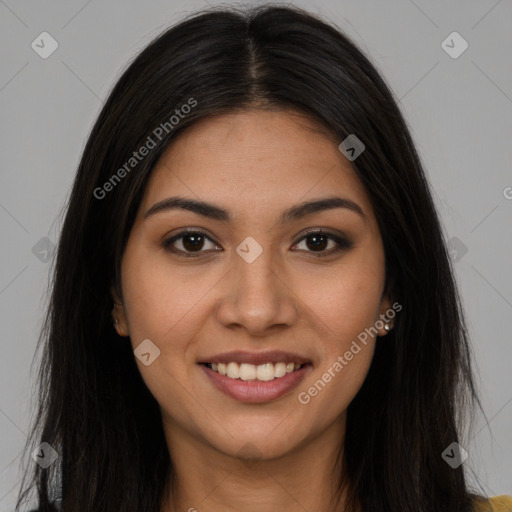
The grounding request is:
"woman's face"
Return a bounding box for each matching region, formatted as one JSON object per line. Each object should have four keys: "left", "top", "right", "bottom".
{"left": 113, "top": 108, "right": 393, "bottom": 461}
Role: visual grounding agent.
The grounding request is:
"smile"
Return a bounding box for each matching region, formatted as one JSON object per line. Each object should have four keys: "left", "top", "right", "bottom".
{"left": 204, "top": 361, "right": 304, "bottom": 381}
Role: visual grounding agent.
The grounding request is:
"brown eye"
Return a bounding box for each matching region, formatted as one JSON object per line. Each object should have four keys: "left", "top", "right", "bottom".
{"left": 293, "top": 231, "right": 353, "bottom": 257}
{"left": 162, "top": 230, "right": 220, "bottom": 257}
{"left": 180, "top": 233, "right": 206, "bottom": 251}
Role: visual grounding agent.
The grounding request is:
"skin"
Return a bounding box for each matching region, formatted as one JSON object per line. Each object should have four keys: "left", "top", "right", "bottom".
{"left": 112, "top": 108, "right": 394, "bottom": 512}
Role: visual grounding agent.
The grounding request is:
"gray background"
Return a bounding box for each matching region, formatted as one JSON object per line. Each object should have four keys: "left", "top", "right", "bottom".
{"left": 1, "top": 0, "right": 511, "bottom": 509}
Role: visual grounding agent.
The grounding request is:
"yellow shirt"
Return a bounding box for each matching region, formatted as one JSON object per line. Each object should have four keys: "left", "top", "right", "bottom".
{"left": 474, "top": 495, "right": 512, "bottom": 511}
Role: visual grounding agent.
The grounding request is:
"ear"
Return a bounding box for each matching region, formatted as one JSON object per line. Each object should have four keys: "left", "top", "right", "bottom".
{"left": 377, "top": 293, "right": 394, "bottom": 337}
{"left": 110, "top": 285, "right": 129, "bottom": 337}
{"left": 377, "top": 275, "right": 396, "bottom": 337}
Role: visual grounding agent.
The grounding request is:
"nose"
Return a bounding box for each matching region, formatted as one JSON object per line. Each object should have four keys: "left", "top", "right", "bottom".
{"left": 215, "top": 247, "right": 299, "bottom": 337}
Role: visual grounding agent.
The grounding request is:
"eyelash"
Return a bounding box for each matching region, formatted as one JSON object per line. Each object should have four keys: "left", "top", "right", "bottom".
{"left": 161, "top": 229, "right": 353, "bottom": 258}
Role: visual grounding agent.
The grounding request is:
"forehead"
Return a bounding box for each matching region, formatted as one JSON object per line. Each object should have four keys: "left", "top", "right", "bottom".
{"left": 139, "top": 109, "right": 374, "bottom": 223}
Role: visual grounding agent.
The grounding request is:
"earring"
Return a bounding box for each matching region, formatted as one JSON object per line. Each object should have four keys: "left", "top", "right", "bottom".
{"left": 113, "top": 317, "right": 122, "bottom": 336}
{"left": 384, "top": 323, "right": 390, "bottom": 332}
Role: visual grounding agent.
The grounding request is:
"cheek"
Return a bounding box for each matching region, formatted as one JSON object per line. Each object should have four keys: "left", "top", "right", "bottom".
{"left": 119, "top": 250, "right": 210, "bottom": 424}
{"left": 298, "top": 348, "right": 374, "bottom": 422}
{"left": 300, "top": 257, "right": 384, "bottom": 349}
{"left": 297, "top": 276, "right": 381, "bottom": 415}
{"left": 120, "top": 243, "right": 212, "bottom": 349}
{"left": 119, "top": 244, "right": 225, "bottom": 410}
{"left": 294, "top": 256, "right": 384, "bottom": 408}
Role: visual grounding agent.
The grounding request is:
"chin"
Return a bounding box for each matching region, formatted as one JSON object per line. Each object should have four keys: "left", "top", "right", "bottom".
{"left": 202, "top": 425, "right": 308, "bottom": 463}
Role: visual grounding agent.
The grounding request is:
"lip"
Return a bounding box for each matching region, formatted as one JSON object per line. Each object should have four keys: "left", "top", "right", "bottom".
{"left": 198, "top": 350, "right": 311, "bottom": 366}
{"left": 200, "top": 362, "right": 312, "bottom": 403}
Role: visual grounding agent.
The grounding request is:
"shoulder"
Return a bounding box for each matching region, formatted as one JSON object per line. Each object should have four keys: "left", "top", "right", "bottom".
{"left": 473, "top": 495, "right": 512, "bottom": 512}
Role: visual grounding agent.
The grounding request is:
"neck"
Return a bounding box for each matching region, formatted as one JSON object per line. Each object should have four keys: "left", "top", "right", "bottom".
{"left": 160, "top": 414, "right": 351, "bottom": 512}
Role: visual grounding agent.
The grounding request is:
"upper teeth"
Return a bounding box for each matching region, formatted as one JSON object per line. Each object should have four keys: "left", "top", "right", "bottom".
{"left": 208, "top": 362, "right": 301, "bottom": 381}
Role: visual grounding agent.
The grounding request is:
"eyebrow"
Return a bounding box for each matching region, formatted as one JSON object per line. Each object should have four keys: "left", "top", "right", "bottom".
{"left": 143, "top": 195, "right": 365, "bottom": 224}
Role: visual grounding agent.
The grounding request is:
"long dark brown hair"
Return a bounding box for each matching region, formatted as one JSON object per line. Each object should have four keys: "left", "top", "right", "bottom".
{"left": 16, "top": 4, "right": 488, "bottom": 511}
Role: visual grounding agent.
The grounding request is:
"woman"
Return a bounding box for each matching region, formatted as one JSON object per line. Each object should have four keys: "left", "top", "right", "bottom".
{"left": 15, "top": 4, "right": 511, "bottom": 512}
